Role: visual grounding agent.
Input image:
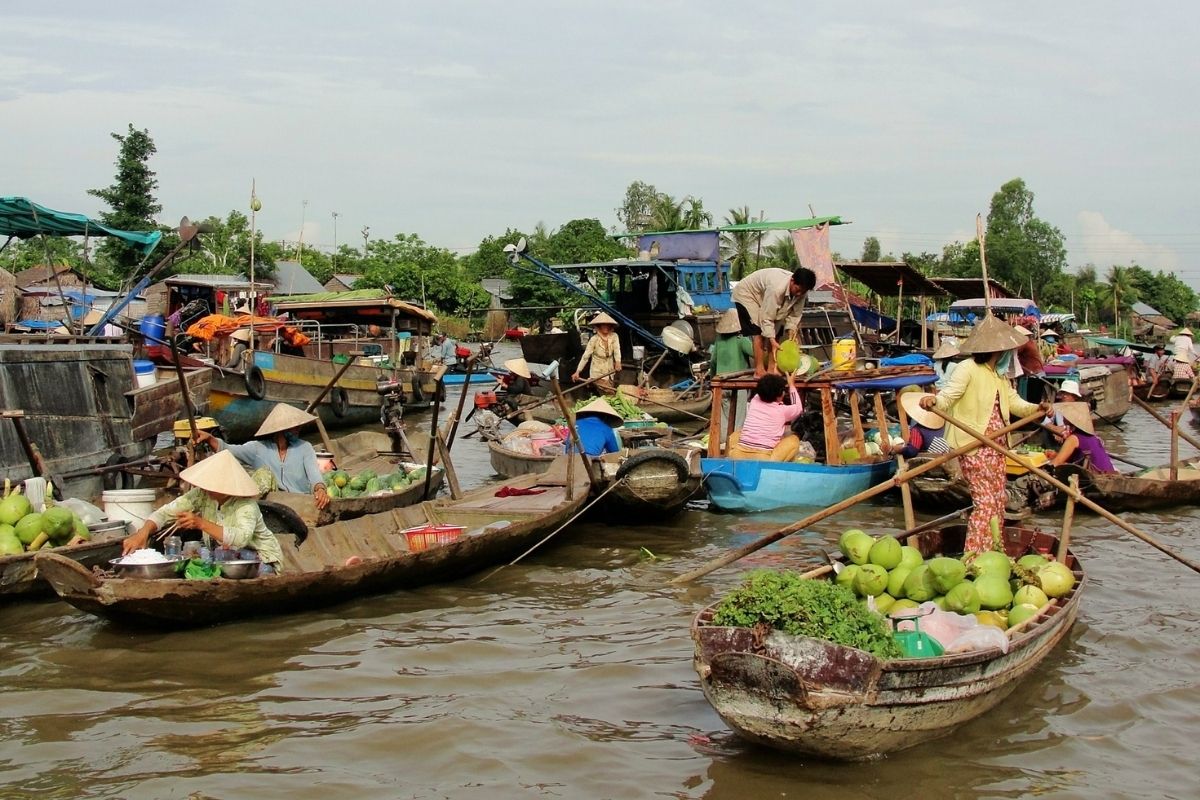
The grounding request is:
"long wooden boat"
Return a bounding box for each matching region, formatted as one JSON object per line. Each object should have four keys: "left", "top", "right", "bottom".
{"left": 0, "top": 529, "right": 128, "bottom": 599}
{"left": 529, "top": 391, "right": 711, "bottom": 427}
{"left": 265, "top": 430, "right": 444, "bottom": 527}
{"left": 1057, "top": 458, "right": 1200, "bottom": 511}
{"left": 691, "top": 523, "right": 1083, "bottom": 760}
{"left": 702, "top": 457, "right": 896, "bottom": 513}
{"left": 33, "top": 461, "right": 591, "bottom": 628}
{"left": 1042, "top": 362, "right": 1131, "bottom": 424}
{"left": 488, "top": 441, "right": 702, "bottom": 519}
{"left": 1133, "top": 375, "right": 1171, "bottom": 401}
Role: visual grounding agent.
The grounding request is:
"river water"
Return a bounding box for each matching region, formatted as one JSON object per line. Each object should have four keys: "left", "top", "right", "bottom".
{"left": 2, "top": 361, "right": 1197, "bottom": 798}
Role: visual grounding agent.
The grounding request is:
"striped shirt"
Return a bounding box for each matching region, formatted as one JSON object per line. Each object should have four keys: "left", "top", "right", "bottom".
{"left": 739, "top": 388, "right": 804, "bottom": 450}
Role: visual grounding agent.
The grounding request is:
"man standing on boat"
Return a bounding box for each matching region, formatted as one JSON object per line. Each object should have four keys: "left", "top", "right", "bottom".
{"left": 731, "top": 267, "right": 817, "bottom": 377}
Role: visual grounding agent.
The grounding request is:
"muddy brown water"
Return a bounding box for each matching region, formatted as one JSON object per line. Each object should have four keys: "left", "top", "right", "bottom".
{"left": 2, "top": 364, "right": 1197, "bottom": 798}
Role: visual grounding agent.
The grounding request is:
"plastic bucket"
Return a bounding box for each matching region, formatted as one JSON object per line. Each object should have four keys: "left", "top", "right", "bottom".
{"left": 832, "top": 337, "right": 857, "bottom": 371}
{"left": 132, "top": 359, "right": 157, "bottom": 388}
{"left": 101, "top": 488, "right": 159, "bottom": 529}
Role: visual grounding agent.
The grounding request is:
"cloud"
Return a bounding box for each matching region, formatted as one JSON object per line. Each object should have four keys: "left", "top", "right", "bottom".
{"left": 1075, "top": 211, "right": 1180, "bottom": 271}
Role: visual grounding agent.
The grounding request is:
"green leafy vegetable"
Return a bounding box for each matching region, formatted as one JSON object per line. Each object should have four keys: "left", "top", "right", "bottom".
{"left": 711, "top": 570, "right": 901, "bottom": 659}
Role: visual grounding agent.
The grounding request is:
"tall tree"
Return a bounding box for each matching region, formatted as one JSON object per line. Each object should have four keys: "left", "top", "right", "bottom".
{"left": 193, "top": 210, "right": 275, "bottom": 278}
{"left": 861, "top": 236, "right": 882, "bottom": 262}
{"left": 984, "top": 178, "right": 1067, "bottom": 294}
{"left": 765, "top": 236, "right": 799, "bottom": 269}
{"left": 721, "top": 206, "right": 763, "bottom": 280}
{"left": 88, "top": 125, "right": 162, "bottom": 278}
{"left": 1098, "top": 265, "right": 1139, "bottom": 336}
{"left": 649, "top": 194, "right": 685, "bottom": 232}
{"left": 615, "top": 181, "right": 659, "bottom": 233}
{"left": 680, "top": 196, "right": 712, "bottom": 230}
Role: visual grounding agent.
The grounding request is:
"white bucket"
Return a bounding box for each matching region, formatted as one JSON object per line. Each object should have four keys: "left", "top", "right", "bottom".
{"left": 101, "top": 488, "right": 159, "bottom": 529}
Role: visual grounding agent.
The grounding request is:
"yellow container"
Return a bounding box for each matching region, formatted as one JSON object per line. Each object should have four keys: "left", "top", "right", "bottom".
{"left": 173, "top": 417, "right": 220, "bottom": 439}
{"left": 1006, "top": 451, "right": 1048, "bottom": 476}
{"left": 832, "top": 337, "right": 857, "bottom": 371}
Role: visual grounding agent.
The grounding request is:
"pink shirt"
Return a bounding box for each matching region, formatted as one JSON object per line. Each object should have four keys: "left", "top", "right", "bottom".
{"left": 739, "top": 388, "right": 803, "bottom": 450}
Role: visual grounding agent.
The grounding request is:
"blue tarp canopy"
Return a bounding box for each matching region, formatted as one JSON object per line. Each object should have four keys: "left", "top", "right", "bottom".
{"left": 833, "top": 373, "right": 938, "bottom": 390}
{"left": 0, "top": 196, "right": 162, "bottom": 256}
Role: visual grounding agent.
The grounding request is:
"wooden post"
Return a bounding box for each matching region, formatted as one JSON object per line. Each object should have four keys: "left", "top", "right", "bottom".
{"left": 1058, "top": 474, "right": 1078, "bottom": 563}
{"left": 550, "top": 377, "right": 601, "bottom": 496}
{"left": 920, "top": 295, "right": 927, "bottom": 350}
{"left": 848, "top": 390, "right": 867, "bottom": 459}
{"left": 896, "top": 454, "right": 916, "bottom": 530}
{"left": 1133, "top": 395, "right": 1200, "bottom": 452}
{"left": 708, "top": 384, "right": 723, "bottom": 457}
{"left": 725, "top": 387, "right": 738, "bottom": 452}
{"left": 444, "top": 357, "right": 476, "bottom": 452}
{"left": 421, "top": 379, "right": 443, "bottom": 500}
{"left": 822, "top": 386, "right": 841, "bottom": 465}
{"left": 167, "top": 333, "right": 200, "bottom": 465}
{"left": 1170, "top": 410, "right": 1180, "bottom": 481}
{"left": 896, "top": 393, "right": 911, "bottom": 440}
{"left": 433, "top": 431, "right": 462, "bottom": 499}
{"left": 872, "top": 392, "right": 892, "bottom": 455}
{"left": 312, "top": 417, "right": 335, "bottom": 455}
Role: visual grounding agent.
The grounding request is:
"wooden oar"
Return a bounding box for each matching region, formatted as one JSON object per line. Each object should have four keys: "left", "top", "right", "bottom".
{"left": 507, "top": 368, "right": 621, "bottom": 419}
{"left": 168, "top": 334, "right": 201, "bottom": 465}
{"left": 1132, "top": 394, "right": 1200, "bottom": 452}
{"left": 931, "top": 408, "right": 1200, "bottom": 575}
{"left": 550, "top": 376, "right": 602, "bottom": 495}
{"left": 669, "top": 411, "right": 1046, "bottom": 584}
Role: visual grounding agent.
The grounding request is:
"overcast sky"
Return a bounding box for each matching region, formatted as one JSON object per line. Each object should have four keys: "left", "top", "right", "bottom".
{"left": 4, "top": 2, "right": 1198, "bottom": 285}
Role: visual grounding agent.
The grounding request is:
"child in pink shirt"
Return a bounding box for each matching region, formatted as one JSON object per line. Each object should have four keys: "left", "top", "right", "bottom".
{"left": 728, "top": 372, "right": 804, "bottom": 461}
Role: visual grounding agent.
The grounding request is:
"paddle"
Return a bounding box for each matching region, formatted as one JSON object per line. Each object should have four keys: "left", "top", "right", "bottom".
{"left": 669, "top": 411, "right": 1046, "bottom": 584}
{"left": 168, "top": 333, "right": 201, "bottom": 465}
{"left": 931, "top": 407, "right": 1200, "bottom": 575}
{"left": 1132, "top": 394, "right": 1200, "bottom": 453}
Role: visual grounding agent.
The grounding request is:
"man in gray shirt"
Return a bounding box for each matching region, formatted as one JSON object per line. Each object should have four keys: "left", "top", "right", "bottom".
{"left": 731, "top": 267, "right": 817, "bottom": 376}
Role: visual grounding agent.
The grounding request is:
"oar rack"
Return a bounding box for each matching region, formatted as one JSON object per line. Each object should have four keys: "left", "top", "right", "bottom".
{"left": 707, "top": 365, "right": 936, "bottom": 462}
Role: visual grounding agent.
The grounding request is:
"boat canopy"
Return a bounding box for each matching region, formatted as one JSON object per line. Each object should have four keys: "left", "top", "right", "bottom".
{"left": 835, "top": 262, "right": 947, "bottom": 297}
{"left": 0, "top": 196, "right": 162, "bottom": 256}
{"left": 272, "top": 289, "right": 438, "bottom": 324}
{"left": 947, "top": 298, "right": 1040, "bottom": 319}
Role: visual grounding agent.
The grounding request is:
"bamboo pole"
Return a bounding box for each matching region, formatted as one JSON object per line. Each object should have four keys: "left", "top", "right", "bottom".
{"left": 444, "top": 357, "right": 477, "bottom": 452}
{"left": 550, "top": 377, "right": 602, "bottom": 496}
{"left": 1058, "top": 474, "right": 1078, "bottom": 563}
{"left": 1133, "top": 395, "right": 1200, "bottom": 452}
{"left": 669, "top": 411, "right": 1046, "bottom": 584}
{"left": 931, "top": 408, "right": 1200, "bottom": 575}
{"left": 1170, "top": 411, "right": 1180, "bottom": 481}
{"left": 896, "top": 454, "right": 916, "bottom": 530}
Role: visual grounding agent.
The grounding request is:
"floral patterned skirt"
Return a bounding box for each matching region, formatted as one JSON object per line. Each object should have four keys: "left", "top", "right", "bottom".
{"left": 959, "top": 400, "right": 1007, "bottom": 553}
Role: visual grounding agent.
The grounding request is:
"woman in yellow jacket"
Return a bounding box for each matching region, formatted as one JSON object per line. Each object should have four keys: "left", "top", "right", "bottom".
{"left": 920, "top": 316, "right": 1050, "bottom": 553}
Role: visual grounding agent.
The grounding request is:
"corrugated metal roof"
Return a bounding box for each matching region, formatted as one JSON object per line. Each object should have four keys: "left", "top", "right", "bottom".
{"left": 270, "top": 261, "right": 324, "bottom": 295}
{"left": 165, "top": 274, "right": 271, "bottom": 290}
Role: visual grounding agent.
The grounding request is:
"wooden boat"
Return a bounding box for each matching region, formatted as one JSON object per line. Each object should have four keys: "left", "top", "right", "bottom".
{"left": 529, "top": 390, "right": 711, "bottom": 427}
{"left": 691, "top": 523, "right": 1083, "bottom": 760}
{"left": 0, "top": 529, "right": 128, "bottom": 599}
{"left": 1042, "top": 362, "right": 1131, "bottom": 424}
{"left": 1133, "top": 375, "right": 1171, "bottom": 401}
{"left": 906, "top": 451, "right": 1057, "bottom": 519}
{"left": 33, "top": 461, "right": 591, "bottom": 628}
{"left": 702, "top": 457, "right": 895, "bottom": 512}
{"left": 1057, "top": 458, "right": 1200, "bottom": 512}
{"left": 1170, "top": 378, "right": 1194, "bottom": 398}
{"left": 264, "top": 430, "right": 444, "bottom": 528}
{"left": 487, "top": 441, "right": 702, "bottom": 519}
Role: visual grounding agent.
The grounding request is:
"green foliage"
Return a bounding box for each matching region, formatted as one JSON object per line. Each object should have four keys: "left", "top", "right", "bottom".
{"left": 712, "top": 570, "right": 901, "bottom": 659}
{"left": 984, "top": 179, "right": 1067, "bottom": 295}
{"left": 190, "top": 210, "right": 275, "bottom": 278}
{"left": 539, "top": 218, "right": 628, "bottom": 264}
{"left": 353, "top": 233, "right": 488, "bottom": 315}
{"left": 461, "top": 228, "right": 529, "bottom": 281}
{"left": 861, "top": 236, "right": 882, "bottom": 262}
{"left": 764, "top": 236, "right": 799, "bottom": 270}
{"left": 87, "top": 124, "right": 163, "bottom": 278}
{"left": 1128, "top": 265, "right": 1197, "bottom": 324}
{"left": 721, "top": 206, "right": 764, "bottom": 280}
{"left": 615, "top": 180, "right": 660, "bottom": 233}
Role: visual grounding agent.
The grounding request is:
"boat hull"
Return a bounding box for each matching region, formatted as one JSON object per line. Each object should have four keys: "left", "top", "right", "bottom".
{"left": 701, "top": 457, "right": 896, "bottom": 512}
{"left": 692, "top": 524, "right": 1083, "bottom": 759}
{"left": 0, "top": 536, "right": 124, "bottom": 599}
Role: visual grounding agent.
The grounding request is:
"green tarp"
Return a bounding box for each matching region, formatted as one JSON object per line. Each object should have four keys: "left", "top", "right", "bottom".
{"left": 0, "top": 196, "right": 162, "bottom": 255}
{"left": 618, "top": 215, "right": 845, "bottom": 238}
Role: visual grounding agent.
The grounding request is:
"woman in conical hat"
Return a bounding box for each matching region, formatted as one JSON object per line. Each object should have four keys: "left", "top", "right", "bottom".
{"left": 501, "top": 358, "right": 534, "bottom": 412}
{"left": 121, "top": 449, "right": 285, "bottom": 574}
{"left": 193, "top": 403, "right": 330, "bottom": 509}
{"left": 571, "top": 397, "right": 624, "bottom": 456}
{"left": 1049, "top": 402, "right": 1116, "bottom": 473}
{"left": 573, "top": 312, "right": 623, "bottom": 388}
{"left": 710, "top": 308, "right": 754, "bottom": 377}
{"left": 919, "top": 314, "right": 1050, "bottom": 552}
{"left": 931, "top": 339, "right": 962, "bottom": 388}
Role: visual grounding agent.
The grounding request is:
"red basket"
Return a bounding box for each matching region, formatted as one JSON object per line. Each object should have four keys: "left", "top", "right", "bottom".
{"left": 403, "top": 524, "right": 465, "bottom": 552}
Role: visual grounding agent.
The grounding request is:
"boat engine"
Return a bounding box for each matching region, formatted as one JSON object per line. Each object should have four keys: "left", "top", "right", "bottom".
{"left": 377, "top": 377, "right": 408, "bottom": 447}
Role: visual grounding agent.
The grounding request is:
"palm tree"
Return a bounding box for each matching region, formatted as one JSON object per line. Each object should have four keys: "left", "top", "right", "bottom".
{"left": 649, "top": 194, "right": 684, "bottom": 232}
{"left": 681, "top": 196, "right": 712, "bottom": 230}
{"left": 765, "top": 235, "right": 799, "bottom": 269}
{"left": 1098, "top": 265, "right": 1139, "bottom": 337}
{"left": 721, "top": 206, "right": 764, "bottom": 280}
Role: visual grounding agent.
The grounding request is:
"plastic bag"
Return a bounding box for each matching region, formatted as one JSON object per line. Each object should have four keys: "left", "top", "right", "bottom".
{"left": 794, "top": 440, "right": 817, "bottom": 462}
{"left": 945, "top": 626, "right": 1009, "bottom": 655}
{"left": 58, "top": 496, "right": 106, "bottom": 525}
{"left": 893, "top": 602, "right": 1010, "bottom": 654}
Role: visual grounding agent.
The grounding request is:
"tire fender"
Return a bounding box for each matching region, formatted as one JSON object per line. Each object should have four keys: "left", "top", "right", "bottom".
{"left": 244, "top": 365, "right": 267, "bottom": 400}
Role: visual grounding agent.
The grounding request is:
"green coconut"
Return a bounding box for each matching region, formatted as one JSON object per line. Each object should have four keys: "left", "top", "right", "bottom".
{"left": 1017, "top": 553, "right": 1049, "bottom": 571}
{"left": 14, "top": 513, "right": 44, "bottom": 546}
{"left": 853, "top": 563, "right": 889, "bottom": 597}
{"left": 902, "top": 564, "right": 937, "bottom": 602}
{"left": 928, "top": 556, "right": 967, "bottom": 594}
{"left": 0, "top": 531, "right": 23, "bottom": 556}
{"left": 1013, "top": 585, "right": 1048, "bottom": 608}
{"left": 945, "top": 581, "right": 981, "bottom": 614}
{"left": 835, "top": 564, "right": 861, "bottom": 592}
{"left": 1007, "top": 603, "right": 1041, "bottom": 628}
{"left": 886, "top": 565, "right": 913, "bottom": 599}
{"left": 776, "top": 340, "right": 802, "bottom": 374}
{"left": 868, "top": 537, "right": 903, "bottom": 570}
{"left": 889, "top": 598, "right": 920, "bottom": 615}
{"left": 898, "top": 545, "right": 924, "bottom": 570}
{"left": 972, "top": 550, "right": 1013, "bottom": 580}
{"left": 1038, "top": 562, "right": 1076, "bottom": 598}
{"left": 43, "top": 507, "right": 75, "bottom": 544}
{"left": 841, "top": 531, "right": 875, "bottom": 566}
{"left": 0, "top": 494, "right": 32, "bottom": 526}
{"left": 974, "top": 575, "right": 1014, "bottom": 610}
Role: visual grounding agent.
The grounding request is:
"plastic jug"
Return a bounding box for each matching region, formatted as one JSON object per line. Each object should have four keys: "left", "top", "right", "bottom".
{"left": 832, "top": 337, "right": 857, "bottom": 371}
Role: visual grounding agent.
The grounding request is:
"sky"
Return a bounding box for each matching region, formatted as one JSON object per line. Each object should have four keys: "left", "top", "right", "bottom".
{"left": 4, "top": 1, "right": 1199, "bottom": 286}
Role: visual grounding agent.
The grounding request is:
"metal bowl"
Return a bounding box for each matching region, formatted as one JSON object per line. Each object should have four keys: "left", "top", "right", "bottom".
{"left": 219, "top": 559, "right": 261, "bottom": 580}
{"left": 109, "top": 557, "right": 182, "bottom": 579}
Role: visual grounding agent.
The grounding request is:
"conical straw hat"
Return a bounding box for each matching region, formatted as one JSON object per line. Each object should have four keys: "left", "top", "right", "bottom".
{"left": 179, "top": 449, "right": 260, "bottom": 497}
{"left": 1054, "top": 402, "right": 1094, "bottom": 435}
{"left": 255, "top": 403, "right": 318, "bottom": 437}
{"left": 575, "top": 397, "right": 623, "bottom": 426}
{"left": 931, "top": 340, "right": 959, "bottom": 360}
{"left": 503, "top": 358, "right": 532, "bottom": 379}
{"left": 1013, "top": 324, "right": 1033, "bottom": 336}
{"left": 899, "top": 392, "right": 943, "bottom": 430}
{"left": 588, "top": 312, "right": 619, "bottom": 328}
{"left": 957, "top": 314, "right": 1028, "bottom": 355}
{"left": 715, "top": 308, "right": 741, "bottom": 335}
{"left": 1179, "top": 328, "right": 1193, "bottom": 337}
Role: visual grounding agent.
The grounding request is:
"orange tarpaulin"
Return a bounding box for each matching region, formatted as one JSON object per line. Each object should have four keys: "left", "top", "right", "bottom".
{"left": 185, "top": 314, "right": 310, "bottom": 345}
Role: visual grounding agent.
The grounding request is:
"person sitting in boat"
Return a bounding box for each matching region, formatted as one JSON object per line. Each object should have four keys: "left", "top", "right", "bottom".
{"left": 897, "top": 391, "right": 950, "bottom": 458}
{"left": 727, "top": 372, "right": 804, "bottom": 462}
{"left": 1056, "top": 379, "right": 1084, "bottom": 404}
{"left": 569, "top": 397, "right": 624, "bottom": 456}
{"left": 1143, "top": 344, "right": 1170, "bottom": 378}
{"left": 121, "top": 449, "right": 284, "bottom": 575}
{"left": 919, "top": 316, "right": 1050, "bottom": 553}
{"left": 1048, "top": 402, "right": 1117, "bottom": 474}
{"left": 1038, "top": 331, "right": 1060, "bottom": 363}
{"left": 709, "top": 309, "right": 754, "bottom": 377}
{"left": 573, "top": 313, "right": 623, "bottom": 389}
{"left": 193, "top": 403, "right": 331, "bottom": 509}
{"left": 434, "top": 333, "right": 457, "bottom": 365}
{"left": 932, "top": 340, "right": 962, "bottom": 389}
{"left": 1171, "top": 327, "right": 1195, "bottom": 364}
{"left": 501, "top": 358, "right": 534, "bottom": 413}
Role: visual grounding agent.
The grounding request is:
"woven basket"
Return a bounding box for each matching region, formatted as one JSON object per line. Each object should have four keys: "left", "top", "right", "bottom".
{"left": 646, "top": 388, "right": 677, "bottom": 404}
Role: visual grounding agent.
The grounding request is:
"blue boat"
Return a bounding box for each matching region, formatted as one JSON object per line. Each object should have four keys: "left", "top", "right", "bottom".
{"left": 442, "top": 371, "right": 499, "bottom": 386}
{"left": 701, "top": 457, "right": 897, "bottom": 513}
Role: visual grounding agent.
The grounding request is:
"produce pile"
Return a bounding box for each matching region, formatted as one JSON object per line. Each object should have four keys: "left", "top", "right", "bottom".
{"left": 571, "top": 389, "right": 650, "bottom": 421}
{"left": 322, "top": 466, "right": 429, "bottom": 499}
{"left": 835, "top": 525, "right": 1075, "bottom": 631}
{"left": 712, "top": 570, "right": 902, "bottom": 659}
{"left": 0, "top": 489, "right": 91, "bottom": 556}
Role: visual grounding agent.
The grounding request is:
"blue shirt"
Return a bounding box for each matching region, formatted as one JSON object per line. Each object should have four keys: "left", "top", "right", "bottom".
{"left": 218, "top": 434, "right": 323, "bottom": 493}
{"left": 570, "top": 416, "right": 621, "bottom": 456}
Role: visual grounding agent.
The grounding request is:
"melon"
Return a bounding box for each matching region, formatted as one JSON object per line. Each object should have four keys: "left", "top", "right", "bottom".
{"left": 14, "top": 513, "right": 44, "bottom": 546}
{"left": 0, "top": 494, "right": 31, "bottom": 526}
{"left": 854, "top": 564, "right": 888, "bottom": 597}
{"left": 868, "top": 537, "right": 902, "bottom": 570}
